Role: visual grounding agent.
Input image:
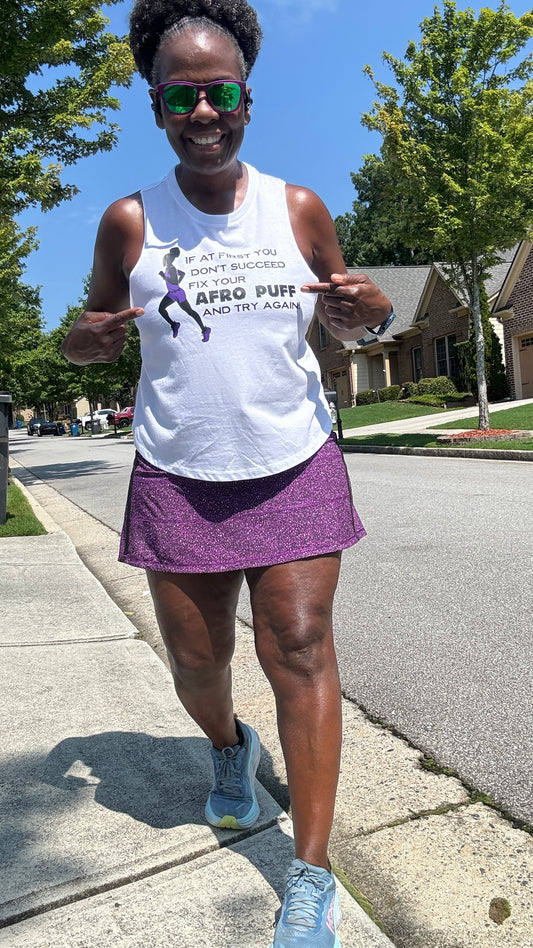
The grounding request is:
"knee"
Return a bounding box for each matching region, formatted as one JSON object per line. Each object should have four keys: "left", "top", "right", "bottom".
{"left": 166, "top": 639, "right": 234, "bottom": 689}
{"left": 255, "top": 615, "right": 334, "bottom": 681}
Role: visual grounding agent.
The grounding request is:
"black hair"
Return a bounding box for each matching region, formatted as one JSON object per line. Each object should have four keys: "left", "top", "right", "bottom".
{"left": 129, "top": 0, "right": 263, "bottom": 84}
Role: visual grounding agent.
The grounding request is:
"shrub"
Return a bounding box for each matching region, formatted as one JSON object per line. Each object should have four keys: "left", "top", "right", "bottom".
{"left": 355, "top": 389, "right": 377, "bottom": 406}
{"left": 401, "top": 381, "right": 419, "bottom": 398}
{"left": 379, "top": 384, "right": 403, "bottom": 401}
{"left": 355, "top": 385, "right": 402, "bottom": 405}
{"left": 405, "top": 394, "right": 447, "bottom": 407}
{"left": 444, "top": 392, "right": 475, "bottom": 403}
{"left": 416, "top": 376, "right": 459, "bottom": 397}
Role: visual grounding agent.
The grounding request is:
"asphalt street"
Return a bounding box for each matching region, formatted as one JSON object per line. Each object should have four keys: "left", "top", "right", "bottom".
{"left": 9, "top": 429, "right": 533, "bottom": 826}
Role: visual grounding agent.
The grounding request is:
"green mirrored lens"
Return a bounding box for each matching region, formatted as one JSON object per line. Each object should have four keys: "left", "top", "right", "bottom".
{"left": 209, "top": 82, "right": 241, "bottom": 111}
{"left": 164, "top": 84, "right": 196, "bottom": 113}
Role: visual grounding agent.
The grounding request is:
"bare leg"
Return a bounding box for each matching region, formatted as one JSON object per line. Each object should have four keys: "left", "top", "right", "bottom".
{"left": 246, "top": 554, "right": 342, "bottom": 870}
{"left": 146, "top": 569, "right": 244, "bottom": 749}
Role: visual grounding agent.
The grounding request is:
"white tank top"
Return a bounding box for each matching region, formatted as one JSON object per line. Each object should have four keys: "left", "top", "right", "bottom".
{"left": 129, "top": 163, "right": 332, "bottom": 480}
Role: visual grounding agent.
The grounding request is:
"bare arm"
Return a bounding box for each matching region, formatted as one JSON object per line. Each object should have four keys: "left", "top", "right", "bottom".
{"left": 286, "top": 184, "right": 391, "bottom": 341}
{"left": 62, "top": 195, "right": 145, "bottom": 365}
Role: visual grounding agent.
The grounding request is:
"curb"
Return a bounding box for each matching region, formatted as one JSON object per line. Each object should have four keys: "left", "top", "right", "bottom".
{"left": 340, "top": 444, "right": 533, "bottom": 461}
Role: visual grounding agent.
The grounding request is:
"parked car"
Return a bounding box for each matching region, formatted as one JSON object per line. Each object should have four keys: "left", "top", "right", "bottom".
{"left": 27, "top": 418, "right": 60, "bottom": 437}
{"left": 80, "top": 409, "right": 113, "bottom": 431}
{"left": 107, "top": 406, "right": 135, "bottom": 429}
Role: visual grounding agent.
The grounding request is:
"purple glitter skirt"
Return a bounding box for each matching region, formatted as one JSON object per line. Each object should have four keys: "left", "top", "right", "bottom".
{"left": 119, "top": 434, "right": 366, "bottom": 573}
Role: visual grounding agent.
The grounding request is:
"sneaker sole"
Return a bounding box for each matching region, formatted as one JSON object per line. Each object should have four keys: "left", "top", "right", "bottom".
{"left": 268, "top": 940, "right": 341, "bottom": 948}
{"left": 205, "top": 726, "right": 261, "bottom": 830}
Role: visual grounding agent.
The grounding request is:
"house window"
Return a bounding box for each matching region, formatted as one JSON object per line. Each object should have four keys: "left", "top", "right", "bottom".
{"left": 318, "top": 322, "right": 328, "bottom": 349}
{"left": 435, "top": 334, "right": 457, "bottom": 377}
{"left": 412, "top": 347, "right": 422, "bottom": 382}
{"left": 520, "top": 336, "right": 533, "bottom": 349}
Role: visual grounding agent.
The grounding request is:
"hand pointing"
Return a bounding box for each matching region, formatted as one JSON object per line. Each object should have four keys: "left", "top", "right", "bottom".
{"left": 301, "top": 273, "right": 391, "bottom": 334}
{"left": 62, "top": 307, "right": 144, "bottom": 365}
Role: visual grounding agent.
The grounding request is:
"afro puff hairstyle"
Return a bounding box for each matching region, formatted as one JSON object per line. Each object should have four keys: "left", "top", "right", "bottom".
{"left": 129, "top": 0, "right": 263, "bottom": 83}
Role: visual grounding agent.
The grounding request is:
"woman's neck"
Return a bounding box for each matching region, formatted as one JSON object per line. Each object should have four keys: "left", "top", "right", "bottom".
{"left": 175, "top": 161, "right": 248, "bottom": 214}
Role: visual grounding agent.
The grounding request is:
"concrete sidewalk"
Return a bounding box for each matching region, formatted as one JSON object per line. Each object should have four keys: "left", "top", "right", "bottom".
{"left": 0, "top": 498, "right": 392, "bottom": 946}
{"left": 2, "top": 468, "right": 532, "bottom": 947}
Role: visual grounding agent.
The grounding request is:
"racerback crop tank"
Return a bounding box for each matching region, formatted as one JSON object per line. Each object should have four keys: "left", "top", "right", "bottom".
{"left": 129, "top": 163, "right": 332, "bottom": 480}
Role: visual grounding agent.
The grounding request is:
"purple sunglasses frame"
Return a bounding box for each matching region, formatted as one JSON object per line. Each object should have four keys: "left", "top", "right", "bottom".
{"left": 155, "top": 80, "right": 247, "bottom": 114}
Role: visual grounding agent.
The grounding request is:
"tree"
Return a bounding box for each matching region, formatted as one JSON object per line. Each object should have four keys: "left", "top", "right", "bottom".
{"left": 22, "top": 330, "right": 75, "bottom": 417}
{"left": 0, "top": 0, "right": 135, "bottom": 218}
{"left": 362, "top": 0, "right": 533, "bottom": 429}
{"left": 116, "top": 319, "right": 142, "bottom": 403}
{"left": 454, "top": 285, "right": 509, "bottom": 400}
{"left": 0, "top": 219, "right": 43, "bottom": 404}
{"left": 0, "top": 1, "right": 135, "bottom": 412}
{"left": 336, "top": 153, "right": 436, "bottom": 267}
{"left": 31, "top": 288, "right": 143, "bottom": 417}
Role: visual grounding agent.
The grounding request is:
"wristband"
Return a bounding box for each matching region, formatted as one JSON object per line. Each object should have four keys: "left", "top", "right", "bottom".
{"left": 364, "top": 311, "right": 396, "bottom": 336}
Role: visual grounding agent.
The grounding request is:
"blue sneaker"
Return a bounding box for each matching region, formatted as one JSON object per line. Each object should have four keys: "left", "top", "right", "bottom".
{"left": 205, "top": 720, "right": 260, "bottom": 830}
{"left": 270, "top": 859, "right": 342, "bottom": 946}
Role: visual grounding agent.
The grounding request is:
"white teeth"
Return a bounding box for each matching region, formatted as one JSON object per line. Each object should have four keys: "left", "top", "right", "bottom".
{"left": 192, "top": 135, "right": 221, "bottom": 145}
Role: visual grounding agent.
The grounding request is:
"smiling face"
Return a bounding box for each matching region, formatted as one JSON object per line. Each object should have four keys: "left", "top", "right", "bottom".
{"left": 151, "top": 27, "right": 250, "bottom": 185}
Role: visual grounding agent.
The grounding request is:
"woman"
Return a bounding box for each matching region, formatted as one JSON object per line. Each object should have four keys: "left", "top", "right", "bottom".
{"left": 62, "top": 2, "right": 393, "bottom": 944}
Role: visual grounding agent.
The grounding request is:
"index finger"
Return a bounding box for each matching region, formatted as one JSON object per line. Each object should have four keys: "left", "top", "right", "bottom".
{"left": 301, "top": 282, "right": 343, "bottom": 293}
{"left": 109, "top": 307, "right": 144, "bottom": 325}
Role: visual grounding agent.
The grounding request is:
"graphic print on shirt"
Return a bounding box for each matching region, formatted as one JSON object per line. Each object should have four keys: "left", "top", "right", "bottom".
{"left": 158, "top": 246, "right": 211, "bottom": 342}
{"left": 185, "top": 246, "right": 301, "bottom": 325}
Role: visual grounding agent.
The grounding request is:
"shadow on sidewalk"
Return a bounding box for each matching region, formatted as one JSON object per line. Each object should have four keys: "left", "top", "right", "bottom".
{"left": 41, "top": 732, "right": 212, "bottom": 828}
{"left": 0, "top": 730, "right": 292, "bottom": 927}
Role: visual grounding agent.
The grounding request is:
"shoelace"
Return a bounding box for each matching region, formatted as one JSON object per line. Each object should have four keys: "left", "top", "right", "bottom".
{"left": 284, "top": 869, "right": 328, "bottom": 928}
{"left": 213, "top": 747, "right": 244, "bottom": 797}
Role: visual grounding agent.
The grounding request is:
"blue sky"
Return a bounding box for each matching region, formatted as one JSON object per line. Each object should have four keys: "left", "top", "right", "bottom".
{"left": 18, "top": 0, "right": 532, "bottom": 329}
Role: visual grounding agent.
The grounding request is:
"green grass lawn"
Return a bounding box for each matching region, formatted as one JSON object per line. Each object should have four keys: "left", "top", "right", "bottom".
{"left": 339, "top": 400, "right": 533, "bottom": 451}
{"left": 342, "top": 432, "right": 533, "bottom": 450}
{"left": 339, "top": 401, "right": 445, "bottom": 429}
{"left": 0, "top": 481, "right": 47, "bottom": 537}
{"left": 432, "top": 403, "right": 533, "bottom": 431}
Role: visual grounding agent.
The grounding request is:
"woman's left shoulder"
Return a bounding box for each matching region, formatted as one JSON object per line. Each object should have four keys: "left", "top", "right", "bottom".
{"left": 285, "top": 184, "right": 338, "bottom": 244}
{"left": 285, "top": 183, "right": 331, "bottom": 220}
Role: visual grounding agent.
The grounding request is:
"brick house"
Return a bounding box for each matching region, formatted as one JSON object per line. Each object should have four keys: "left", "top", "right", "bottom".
{"left": 490, "top": 241, "right": 533, "bottom": 400}
{"left": 309, "top": 244, "right": 531, "bottom": 406}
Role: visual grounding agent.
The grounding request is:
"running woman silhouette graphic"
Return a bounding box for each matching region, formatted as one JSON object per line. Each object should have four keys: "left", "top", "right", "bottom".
{"left": 158, "top": 246, "right": 211, "bottom": 341}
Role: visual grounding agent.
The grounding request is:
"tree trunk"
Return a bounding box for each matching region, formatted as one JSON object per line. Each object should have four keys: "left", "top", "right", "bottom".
{"left": 470, "top": 263, "right": 490, "bottom": 430}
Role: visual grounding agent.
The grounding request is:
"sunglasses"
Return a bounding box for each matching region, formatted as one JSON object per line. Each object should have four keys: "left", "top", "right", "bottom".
{"left": 155, "top": 80, "right": 247, "bottom": 115}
